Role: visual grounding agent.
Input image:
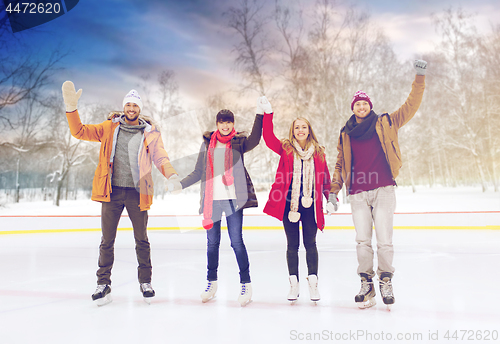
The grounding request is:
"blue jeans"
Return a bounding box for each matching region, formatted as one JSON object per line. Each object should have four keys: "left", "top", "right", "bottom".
{"left": 206, "top": 200, "right": 251, "bottom": 283}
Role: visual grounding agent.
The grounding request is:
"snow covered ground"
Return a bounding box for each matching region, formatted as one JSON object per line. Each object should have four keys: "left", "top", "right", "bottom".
{"left": 0, "top": 186, "right": 499, "bottom": 343}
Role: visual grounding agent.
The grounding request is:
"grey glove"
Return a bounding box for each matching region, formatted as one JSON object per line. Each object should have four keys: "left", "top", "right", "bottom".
{"left": 62, "top": 81, "right": 82, "bottom": 112}
{"left": 413, "top": 60, "right": 427, "bottom": 76}
{"left": 326, "top": 193, "right": 338, "bottom": 213}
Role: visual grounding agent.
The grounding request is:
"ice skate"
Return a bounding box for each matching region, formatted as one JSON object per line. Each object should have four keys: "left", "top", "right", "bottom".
{"left": 92, "top": 284, "right": 112, "bottom": 306}
{"left": 287, "top": 275, "right": 299, "bottom": 303}
{"left": 307, "top": 275, "right": 320, "bottom": 303}
{"left": 238, "top": 283, "right": 252, "bottom": 307}
{"left": 140, "top": 282, "right": 155, "bottom": 304}
{"left": 200, "top": 281, "right": 217, "bottom": 303}
{"left": 355, "top": 273, "right": 376, "bottom": 309}
{"left": 379, "top": 272, "right": 395, "bottom": 311}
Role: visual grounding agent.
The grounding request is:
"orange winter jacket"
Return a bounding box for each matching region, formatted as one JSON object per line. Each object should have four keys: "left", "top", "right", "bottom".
{"left": 331, "top": 75, "right": 426, "bottom": 195}
{"left": 66, "top": 110, "right": 177, "bottom": 211}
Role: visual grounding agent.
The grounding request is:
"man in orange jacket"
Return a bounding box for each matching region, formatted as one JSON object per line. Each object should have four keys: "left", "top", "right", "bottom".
{"left": 62, "top": 81, "right": 181, "bottom": 306}
{"left": 329, "top": 60, "right": 427, "bottom": 310}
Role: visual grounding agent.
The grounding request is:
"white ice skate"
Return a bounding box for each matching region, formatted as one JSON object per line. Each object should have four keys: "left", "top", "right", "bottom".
{"left": 238, "top": 283, "right": 252, "bottom": 307}
{"left": 140, "top": 283, "right": 155, "bottom": 305}
{"left": 287, "top": 275, "right": 299, "bottom": 303}
{"left": 201, "top": 281, "right": 217, "bottom": 303}
{"left": 379, "top": 272, "right": 395, "bottom": 311}
{"left": 307, "top": 275, "right": 320, "bottom": 303}
{"left": 355, "top": 274, "right": 376, "bottom": 309}
{"left": 92, "top": 284, "right": 112, "bottom": 307}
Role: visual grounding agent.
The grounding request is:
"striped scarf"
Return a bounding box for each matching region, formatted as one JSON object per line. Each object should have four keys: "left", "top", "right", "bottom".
{"left": 288, "top": 141, "right": 315, "bottom": 223}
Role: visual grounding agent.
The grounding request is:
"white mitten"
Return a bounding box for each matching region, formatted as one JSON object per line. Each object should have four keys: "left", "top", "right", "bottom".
{"left": 256, "top": 96, "right": 264, "bottom": 115}
{"left": 166, "top": 175, "right": 182, "bottom": 195}
{"left": 62, "top": 81, "right": 82, "bottom": 112}
{"left": 258, "top": 96, "right": 273, "bottom": 114}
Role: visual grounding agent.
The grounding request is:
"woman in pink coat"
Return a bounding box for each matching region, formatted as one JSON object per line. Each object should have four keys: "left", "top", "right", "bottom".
{"left": 258, "top": 96, "right": 331, "bottom": 303}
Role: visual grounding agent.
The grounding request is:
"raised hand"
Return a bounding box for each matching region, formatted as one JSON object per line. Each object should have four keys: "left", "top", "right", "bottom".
{"left": 413, "top": 60, "right": 427, "bottom": 76}
{"left": 257, "top": 95, "right": 273, "bottom": 115}
{"left": 62, "top": 81, "right": 82, "bottom": 112}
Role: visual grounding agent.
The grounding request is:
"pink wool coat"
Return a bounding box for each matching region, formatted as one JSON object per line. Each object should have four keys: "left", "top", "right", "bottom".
{"left": 262, "top": 113, "right": 331, "bottom": 230}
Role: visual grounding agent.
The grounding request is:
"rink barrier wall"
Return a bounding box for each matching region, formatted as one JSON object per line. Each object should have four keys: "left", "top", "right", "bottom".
{"left": 1, "top": 211, "right": 499, "bottom": 235}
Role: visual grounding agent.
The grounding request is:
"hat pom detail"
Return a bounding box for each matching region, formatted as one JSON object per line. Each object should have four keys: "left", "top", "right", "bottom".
{"left": 202, "top": 219, "right": 213, "bottom": 230}
{"left": 288, "top": 211, "right": 301, "bottom": 223}
{"left": 301, "top": 197, "right": 313, "bottom": 208}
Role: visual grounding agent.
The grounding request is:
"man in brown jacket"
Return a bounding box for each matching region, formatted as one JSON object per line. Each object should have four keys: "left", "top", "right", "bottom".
{"left": 62, "top": 81, "right": 181, "bottom": 306}
{"left": 329, "top": 60, "right": 427, "bottom": 309}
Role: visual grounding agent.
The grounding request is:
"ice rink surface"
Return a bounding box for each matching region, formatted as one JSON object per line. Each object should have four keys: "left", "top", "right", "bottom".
{"left": 1, "top": 187, "right": 500, "bottom": 343}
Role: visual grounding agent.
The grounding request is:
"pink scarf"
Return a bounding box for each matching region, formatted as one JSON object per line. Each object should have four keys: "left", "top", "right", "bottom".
{"left": 202, "top": 128, "right": 236, "bottom": 229}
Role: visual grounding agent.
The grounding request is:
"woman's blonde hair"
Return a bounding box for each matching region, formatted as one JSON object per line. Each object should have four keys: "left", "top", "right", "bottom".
{"left": 281, "top": 117, "right": 324, "bottom": 160}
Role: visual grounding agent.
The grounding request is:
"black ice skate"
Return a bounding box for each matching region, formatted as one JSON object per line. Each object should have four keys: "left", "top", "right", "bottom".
{"left": 140, "top": 283, "right": 155, "bottom": 304}
{"left": 354, "top": 273, "right": 376, "bottom": 309}
{"left": 379, "top": 272, "right": 395, "bottom": 310}
{"left": 92, "top": 284, "right": 112, "bottom": 306}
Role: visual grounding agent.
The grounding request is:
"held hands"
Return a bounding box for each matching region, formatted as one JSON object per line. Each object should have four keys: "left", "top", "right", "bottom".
{"left": 413, "top": 60, "right": 427, "bottom": 76}
{"left": 325, "top": 193, "right": 338, "bottom": 214}
{"left": 256, "top": 96, "right": 273, "bottom": 115}
{"left": 61, "top": 81, "right": 82, "bottom": 112}
{"left": 166, "top": 175, "right": 182, "bottom": 195}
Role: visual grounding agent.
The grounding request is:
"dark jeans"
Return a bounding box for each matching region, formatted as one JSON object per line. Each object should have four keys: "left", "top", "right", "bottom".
{"left": 283, "top": 198, "right": 318, "bottom": 279}
{"left": 206, "top": 200, "right": 251, "bottom": 283}
{"left": 97, "top": 187, "right": 151, "bottom": 285}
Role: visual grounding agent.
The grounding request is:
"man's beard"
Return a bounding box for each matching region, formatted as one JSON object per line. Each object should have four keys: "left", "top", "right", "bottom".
{"left": 125, "top": 112, "right": 139, "bottom": 122}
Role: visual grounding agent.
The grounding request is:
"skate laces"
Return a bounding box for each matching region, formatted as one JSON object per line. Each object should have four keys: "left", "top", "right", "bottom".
{"left": 205, "top": 282, "right": 214, "bottom": 292}
{"left": 94, "top": 284, "right": 107, "bottom": 293}
{"left": 379, "top": 279, "right": 393, "bottom": 297}
{"left": 240, "top": 284, "right": 248, "bottom": 295}
{"left": 358, "top": 279, "right": 373, "bottom": 296}
{"left": 141, "top": 283, "right": 153, "bottom": 292}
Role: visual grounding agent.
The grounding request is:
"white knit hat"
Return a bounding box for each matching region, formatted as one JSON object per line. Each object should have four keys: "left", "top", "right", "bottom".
{"left": 123, "top": 89, "right": 143, "bottom": 110}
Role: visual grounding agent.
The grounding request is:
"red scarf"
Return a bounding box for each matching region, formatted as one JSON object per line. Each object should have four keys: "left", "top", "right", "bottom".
{"left": 202, "top": 128, "right": 236, "bottom": 230}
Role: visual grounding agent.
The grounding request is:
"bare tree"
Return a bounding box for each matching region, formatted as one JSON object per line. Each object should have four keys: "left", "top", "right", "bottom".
{"left": 45, "top": 99, "right": 103, "bottom": 206}
{"left": 0, "top": 23, "right": 65, "bottom": 124}
{"left": 225, "top": 0, "right": 273, "bottom": 95}
{"left": 430, "top": 8, "right": 491, "bottom": 191}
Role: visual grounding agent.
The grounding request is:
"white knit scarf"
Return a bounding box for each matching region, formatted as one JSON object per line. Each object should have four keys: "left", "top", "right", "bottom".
{"left": 288, "top": 141, "right": 315, "bottom": 223}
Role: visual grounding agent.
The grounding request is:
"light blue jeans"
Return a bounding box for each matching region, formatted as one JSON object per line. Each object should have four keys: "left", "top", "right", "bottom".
{"left": 349, "top": 185, "right": 396, "bottom": 278}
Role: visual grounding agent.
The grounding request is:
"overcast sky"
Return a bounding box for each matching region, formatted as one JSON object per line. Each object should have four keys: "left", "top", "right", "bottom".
{"left": 2, "top": 0, "right": 500, "bottom": 111}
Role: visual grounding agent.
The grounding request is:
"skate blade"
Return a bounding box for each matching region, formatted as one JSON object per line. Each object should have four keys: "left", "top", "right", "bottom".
{"left": 386, "top": 304, "right": 392, "bottom": 311}
{"left": 143, "top": 297, "right": 153, "bottom": 305}
{"left": 356, "top": 298, "right": 376, "bottom": 309}
{"left": 239, "top": 299, "right": 252, "bottom": 307}
{"left": 95, "top": 294, "right": 112, "bottom": 307}
{"left": 201, "top": 295, "right": 216, "bottom": 303}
